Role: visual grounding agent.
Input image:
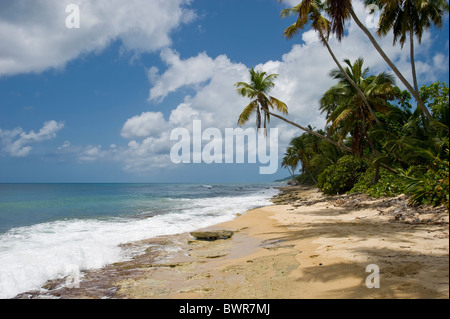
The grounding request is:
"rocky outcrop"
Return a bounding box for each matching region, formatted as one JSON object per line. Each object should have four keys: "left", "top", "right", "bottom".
{"left": 190, "top": 230, "right": 234, "bottom": 241}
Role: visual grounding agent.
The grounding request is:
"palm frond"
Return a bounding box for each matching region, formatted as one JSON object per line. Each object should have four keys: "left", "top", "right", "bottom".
{"left": 270, "top": 96, "right": 289, "bottom": 114}
{"left": 237, "top": 100, "right": 258, "bottom": 126}
{"left": 283, "top": 22, "right": 303, "bottom": 39}
{"left": 235, "top": 82, "right": 257, "bottom": 98}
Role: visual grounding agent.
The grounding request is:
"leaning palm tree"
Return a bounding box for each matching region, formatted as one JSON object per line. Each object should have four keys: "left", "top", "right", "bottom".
{"left": 283, "top": 128, "right": 343, "bottom": 183}
{"left": 366, "top": 0, "right": 449, "bottom": 94}
{"left": 235, "top": 68, "right": 354, "bottom": 153}
{"left": 290, "top": 135, "right": 318, "bottom": 182}
{"left": 320, "top": 58, "right": 397, "bottom": 156}
{"left": 280, "top": 0, "right": 382, "bottom": 126}
{"left": 235, "top": 68, "right": 288, "bottom": 133}
{"left": 281, "top": 147, "right": 299, "bottom": 177}
{"left": 324, "top": 0, "right": 434, "bottom": 120}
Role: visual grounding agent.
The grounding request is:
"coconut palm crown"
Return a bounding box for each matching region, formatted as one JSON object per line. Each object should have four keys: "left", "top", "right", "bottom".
{"left": 235, "top": 68, "right": 288, "bottom": 131}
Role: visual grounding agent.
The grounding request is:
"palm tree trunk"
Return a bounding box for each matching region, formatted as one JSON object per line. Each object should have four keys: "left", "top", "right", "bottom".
{"left": 343, "top": 0, "right": 433, "bottom": 121}
{"left": 256, "top": 107, "right": 261, "bottom": 131}
{"left": 287, "top": 166, "right": 294, "bottom": 178}
{"left": 410, "top": 29, "right": 419, "bottom": 93}
{"left": 267, "top": 110, "right": 398, "bottom": 174}
{"left": 361, "top": 110, "right": 377, "bottom": 153}
{"left": 409, "top": 29, "right": 429, "bottom": 133}
{"left": 308, "top": 169, "right": 318, "bottom": 184}
{"left": 263, "top": 111, "right": 268, "bottom": 136}
{"left": 267, "top": 110, "right": 353, "bottom": 153}
{"left": 320, "top": 33, "right": 382, "bottom": 126}
{"left": 361, "top": 111, "right": 383, "bottom": 185}
{"left": 370, "top": 163, "right": 381, "bottom": 185}
{"left": 352, "top": 124, "right": 363, "bottom": 156}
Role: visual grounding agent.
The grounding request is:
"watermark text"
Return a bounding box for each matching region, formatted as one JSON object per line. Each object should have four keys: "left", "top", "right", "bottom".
{"left": 366, "top": 264, "right": 380, "bottom": 289}
{"left": 365, "top": 4, "right": 381, "bottom": 29}
{"left": 170, "top": 120, "right": 279, "bottom": 175}
{"left": 65, "top": 4, "right": 80, "bottom": 29}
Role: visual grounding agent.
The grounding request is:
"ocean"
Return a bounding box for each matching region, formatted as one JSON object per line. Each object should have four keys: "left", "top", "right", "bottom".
{"left": 0, "top": 183, "right": 279, "bottom": 299}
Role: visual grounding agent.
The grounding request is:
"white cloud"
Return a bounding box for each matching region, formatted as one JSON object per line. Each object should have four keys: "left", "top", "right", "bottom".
{"left": 148, "top": 49, "right": 234, "bottom": 102}
{"left": 169, "top": 103, "right": 200, "bottom": 127}
{"left": 431, "top": 53, "right": 450, "bottom": 78}
{"left": 56, "top": 142, "right": 118, "bottom": 164}
{"left": 0, "top": 0, "right": 196, "bottom": 77}
{"left": 122, "top": 132, "right": 174, "bottom": 171}
{"left": 58, "top": 141, "right": 71, "bottom": 150}
{"left": 281, "top": 0, "right": 302, "bottom": 7}
{"left": 77, "top": 145, "right": 104, "bottom": 162}
{"left": 302, "top": 30, "right": 320, "bottom": 45}
{"left": 121, "top": 112, "right": 167, "bottom": 139}
{"left": 0, "top": 121, "right": 64, "bottom": 157}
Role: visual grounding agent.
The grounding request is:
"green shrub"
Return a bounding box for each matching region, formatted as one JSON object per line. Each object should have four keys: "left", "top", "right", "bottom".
{"left": 318, "top": 155, "right": 368, "bottom": 195}
{"left": 403, "top": 157, "right": 449, "bottom": 208}
{"left": 350, "top": 167, "right": 405, "bottom": 197}
{"left": 295, "top": 173, "right": 316, "bottom": 186}
{"left": 349, "top": 156, "right": 449, "bottom": 208}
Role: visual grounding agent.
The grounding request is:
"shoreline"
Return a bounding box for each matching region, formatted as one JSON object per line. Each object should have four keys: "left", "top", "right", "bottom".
{"left": 14, "top": 186, "right": 449, "bottom": 299}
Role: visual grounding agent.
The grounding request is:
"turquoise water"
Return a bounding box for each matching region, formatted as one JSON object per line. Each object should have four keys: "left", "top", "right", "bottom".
{"left": 0, "top": 183, "right": 278, "bottom": 233}
{"left": 0, "top": 183, "right": 279, "bottom": 298}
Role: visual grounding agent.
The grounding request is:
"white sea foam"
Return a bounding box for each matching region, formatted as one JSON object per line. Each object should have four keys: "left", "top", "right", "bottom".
{"left": 0, "top": 187, "right": 278, "bottom": 298}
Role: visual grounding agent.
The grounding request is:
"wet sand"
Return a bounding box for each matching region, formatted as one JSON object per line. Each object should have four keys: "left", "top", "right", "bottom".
{"left": 16, "top": 186, "right": 449, "bottom": 299}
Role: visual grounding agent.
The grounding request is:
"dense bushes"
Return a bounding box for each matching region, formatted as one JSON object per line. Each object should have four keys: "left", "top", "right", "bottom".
{"left": 310, "top": 150, "right": 448, "bottom": 208}
{"left": 350, "top": 167, "right": 404, "bottom": 198}
{"left": 349, "top": 156, "right": 449, "bottom": 208}
{"left": 403, "top": 157, "right": 449, "bottom": 208}
{"left": 317, "top": 155, "right": 368, "bottom": 195}
{"left": 283, "top": 81, "right": 449, "bottom": 210}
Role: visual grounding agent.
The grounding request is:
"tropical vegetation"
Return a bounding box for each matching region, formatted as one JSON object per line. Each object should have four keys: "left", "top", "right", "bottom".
{"left": 235, "top": 0, "right": 449, "bottom": 209}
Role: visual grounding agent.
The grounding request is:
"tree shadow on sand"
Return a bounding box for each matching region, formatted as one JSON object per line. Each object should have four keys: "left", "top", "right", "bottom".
{"left": 260, "top": 217, "right": 449, "bottom": 298}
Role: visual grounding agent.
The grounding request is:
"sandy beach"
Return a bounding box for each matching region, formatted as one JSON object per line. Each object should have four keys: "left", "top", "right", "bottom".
{"left": 16, "top": 186, "right": 449, "bottom": 299}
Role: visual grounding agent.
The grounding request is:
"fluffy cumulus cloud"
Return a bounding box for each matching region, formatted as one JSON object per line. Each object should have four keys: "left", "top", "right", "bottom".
{"left": 148, "top": 49, "right": 221, "bottom": 102}
{"left": 121, "top": 112, "right": 167, "bottom": 139}
{"left": 0, "top": 121, "right": 64, "bottom": 157}
{"left": 0, "top": 0, "right": 196, "bottom": 76}
{"left": 110, "top": 53, "right": 249, "bottom": 172}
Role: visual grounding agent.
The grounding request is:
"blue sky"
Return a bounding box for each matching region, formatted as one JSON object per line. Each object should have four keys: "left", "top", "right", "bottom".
{"left": 0, "top": 0, "right": 448, "bottom": 183}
